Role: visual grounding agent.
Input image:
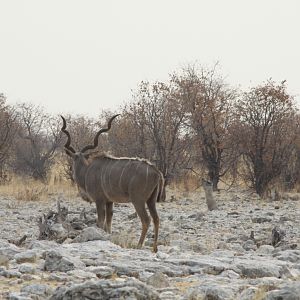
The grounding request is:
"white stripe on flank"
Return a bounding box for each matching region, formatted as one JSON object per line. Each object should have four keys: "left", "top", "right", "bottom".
{"left": 144, "top": 165, "right": 149, "bottom": 190}
{"left": 108, "top": 160, "right": 119, "bottom": 192}
{"left": 119, "top": 160, "right": 131, "bottom": 192}
{"left": 135, "top": 161, "right": 141, "bottom": 173}
{"left": 145, "top": 165, "right": 149, "bottom": 192}
{"left": 101, "top": 160, "right": 110, "bottom": 198}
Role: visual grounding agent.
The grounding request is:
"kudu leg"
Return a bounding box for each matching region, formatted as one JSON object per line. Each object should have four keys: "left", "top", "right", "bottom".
{"left": 105, "top": 202, "right": 113, "bottom": 234}
{"left": 95, "top": 201, "right": 106, "bottom": 229}
{"left": 133, "top": 202, "right": 150, "bottom": 249}
{"left": 147, "top": 199, "right": 159, "bottom": 253}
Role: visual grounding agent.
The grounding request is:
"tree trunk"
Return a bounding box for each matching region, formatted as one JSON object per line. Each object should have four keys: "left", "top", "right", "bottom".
{"left": 202, "top": 179, "right": 217, "bottom": 210}
{"left": 254, "top": 169, "right": 268, "bottom": 198}
{"left": 208, "top": 169, "right": 220, "bottom": 192}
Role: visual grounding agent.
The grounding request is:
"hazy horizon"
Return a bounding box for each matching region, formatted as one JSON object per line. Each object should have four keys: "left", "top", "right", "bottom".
{"left": 1, "top": 0, "right": 299, "bottom": 117}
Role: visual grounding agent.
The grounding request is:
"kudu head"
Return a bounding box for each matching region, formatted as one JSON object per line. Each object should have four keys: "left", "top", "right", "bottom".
{"left": 60, "top": 114, "right": 120, "bottom": 164}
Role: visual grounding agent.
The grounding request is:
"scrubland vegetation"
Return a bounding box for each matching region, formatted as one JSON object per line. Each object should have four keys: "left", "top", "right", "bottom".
{"left": 0, "top": 64, "right": 299, "bottom": 198}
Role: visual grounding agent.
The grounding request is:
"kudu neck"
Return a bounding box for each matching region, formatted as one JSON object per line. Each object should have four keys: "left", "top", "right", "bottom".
{"left": 73, "top": 156, "right": 89, "bottom": 190}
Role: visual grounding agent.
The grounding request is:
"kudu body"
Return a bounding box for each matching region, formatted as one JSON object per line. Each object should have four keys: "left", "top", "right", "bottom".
{"left": 61, "top": 115, "right": 164, "bottom": 252}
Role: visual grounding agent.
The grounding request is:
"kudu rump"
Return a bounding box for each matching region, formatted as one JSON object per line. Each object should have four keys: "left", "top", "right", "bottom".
{"left": 61, "top": 115, "right": 164, "bottom": 252}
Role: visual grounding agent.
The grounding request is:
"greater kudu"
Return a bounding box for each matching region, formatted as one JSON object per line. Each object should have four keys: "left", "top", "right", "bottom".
{"left": 61, "top": 115, "right": 164, "bottom": 252}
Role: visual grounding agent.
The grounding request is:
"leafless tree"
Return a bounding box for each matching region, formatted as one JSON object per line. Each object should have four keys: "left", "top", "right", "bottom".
{"left": 173, "top": 64, "right": 237, "bottom": 190}
{"left": 110, "top": 81, "right": 191, "bottom": 186}
{"left": 234, "top": 80, "right": 297, "bottom": 196}
{"left": 0, "top": 94, "right": 18, "bottom": 182}
{"left": 105, "top": 107, "right": 152, "bottom": 159}
{"left": 279, "top": 116, "right": 300, "bottom": 190}
{"left": 12, "top": 103, "right": 62, "bottom": 181}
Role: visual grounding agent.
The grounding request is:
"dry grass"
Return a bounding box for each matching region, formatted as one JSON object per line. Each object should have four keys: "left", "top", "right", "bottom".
{"left": 249, "top": 284, "right": 280, "bottom": 300}
{"left": 0, "top": 160, "right": 78, "bottom": 201}
{"left": 170, "top": 173, "right": 201, "bottom": 193}
{"left": 0, "top": 176, "right": 77, "bottom": 201}
{"left": 175, "top": 280, "right": 199, "bottom": 293}
{"left": 252, "top": 288, "right": 268, "bottom": 300}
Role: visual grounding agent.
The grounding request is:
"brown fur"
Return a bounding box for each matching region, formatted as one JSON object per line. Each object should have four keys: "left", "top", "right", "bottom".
{"left": 61, "top": 116, "right": 163, "bottom": 252}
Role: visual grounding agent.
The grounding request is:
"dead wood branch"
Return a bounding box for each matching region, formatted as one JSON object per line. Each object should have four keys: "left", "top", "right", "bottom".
{"left": 37, "top": 201, "right": 96, "bottom": 242}
{"left": 8, "top": 234, "right": 27, "bottom": 246}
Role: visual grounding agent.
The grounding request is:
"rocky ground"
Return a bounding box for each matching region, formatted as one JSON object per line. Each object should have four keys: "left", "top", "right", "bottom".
{"left": 0, "top": 188, "right": 300, "bottom": 299}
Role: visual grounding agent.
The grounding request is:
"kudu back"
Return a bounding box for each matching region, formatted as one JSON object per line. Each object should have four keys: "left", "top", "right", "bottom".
{"left": 61, "top": 115, "right": 164, "bottom": 252}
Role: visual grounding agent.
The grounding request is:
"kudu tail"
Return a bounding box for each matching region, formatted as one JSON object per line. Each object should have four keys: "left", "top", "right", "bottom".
{"left": 157, "top": 174, "right": 166, "bottom": 202}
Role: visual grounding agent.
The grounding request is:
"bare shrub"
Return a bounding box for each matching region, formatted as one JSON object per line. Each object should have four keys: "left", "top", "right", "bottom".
{"left": 278, "top": 116, "right": 300, "bottom": 190}
{"left": 108, "top": 81, "right": 191, "bottom": 186}
{"left": 0, "top": 94, "right": 19, "bottom": 183}
{"left": 173, "top": 64, "right": 237, "bottom": 190}
{"left": 234, "top": 80, "right": 297, "bottom": 197}
{"left": 12, "top": 103, "right": 61, "bottom": 181}
{"left": 16, "top": 185, "right": 48, "bottom": 201}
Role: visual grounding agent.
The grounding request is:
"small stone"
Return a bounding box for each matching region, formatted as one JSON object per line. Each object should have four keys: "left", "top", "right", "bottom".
{"left": 43, "top": 250, "right": 85, "bottom": 272}
{"left": 3, "top": 270, "right": 22, "bottom": 278}
{"left": 257, "top": 245, "right": 275, "bottom": 255}
{"left": 21, "top": 283, "right": 53, "bottom": 297}
{"left": 243, "top": 239, "right": 257, "bottom": 251}
{"left": 20, "top": 274, "right": 36, "bottom": 281}
{"left": 146, "top": 272, "right": 170, "bottom": 289}
{"left": 50, "top": 278, "right": 160, "bottom": 299}
{"left": 9, "top": 278, "right": 23, "bottom": 285}
{"left": 0, "top": 244, "right": 21, "bottom": 259}
{"left": 251, "top": 216, "right": 272, "bottom": 223}
{"left": 220, "top": 269, "right": 240, "bottom": 279}
{"left": 86, "top": 266, "right": 115, "bottom": 279}
{"left": 156, "top": 252, "right": 169, "bottom": 260}
{"left": 66, "top": 269, "right": 97, "bottom": 280}
{"left": 47, "top": 273, "right": 68, "bottom": 282}
{"left": 18, "top": 264, "right": 36, "bottom": 274}
{"left": 128, "top": 212, "right": 138, "bottom": 220}
{"left": 14, "top": 251, "right": 37, "bottom": 264}
{"left": 71, "top": 227, "right": 109, "bottom": 243}
{"left": 265, "top": 282, "right": 300, "bottom": 299}
{"left": 273, "top": 250, "right": 300, "bottom": 263}
{"left": 217, "top": 242, "right": 231, "bottom": 250}
{"left": 7, "top": 292, "right": 31, "bottom": 300}
{"left": 240, "top": 287, "right": 259, "bottom": 300}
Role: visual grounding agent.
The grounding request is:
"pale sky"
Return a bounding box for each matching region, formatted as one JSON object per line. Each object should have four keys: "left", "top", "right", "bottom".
{"left": 0, "top": 0, "right": 299, "bottom": 117}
